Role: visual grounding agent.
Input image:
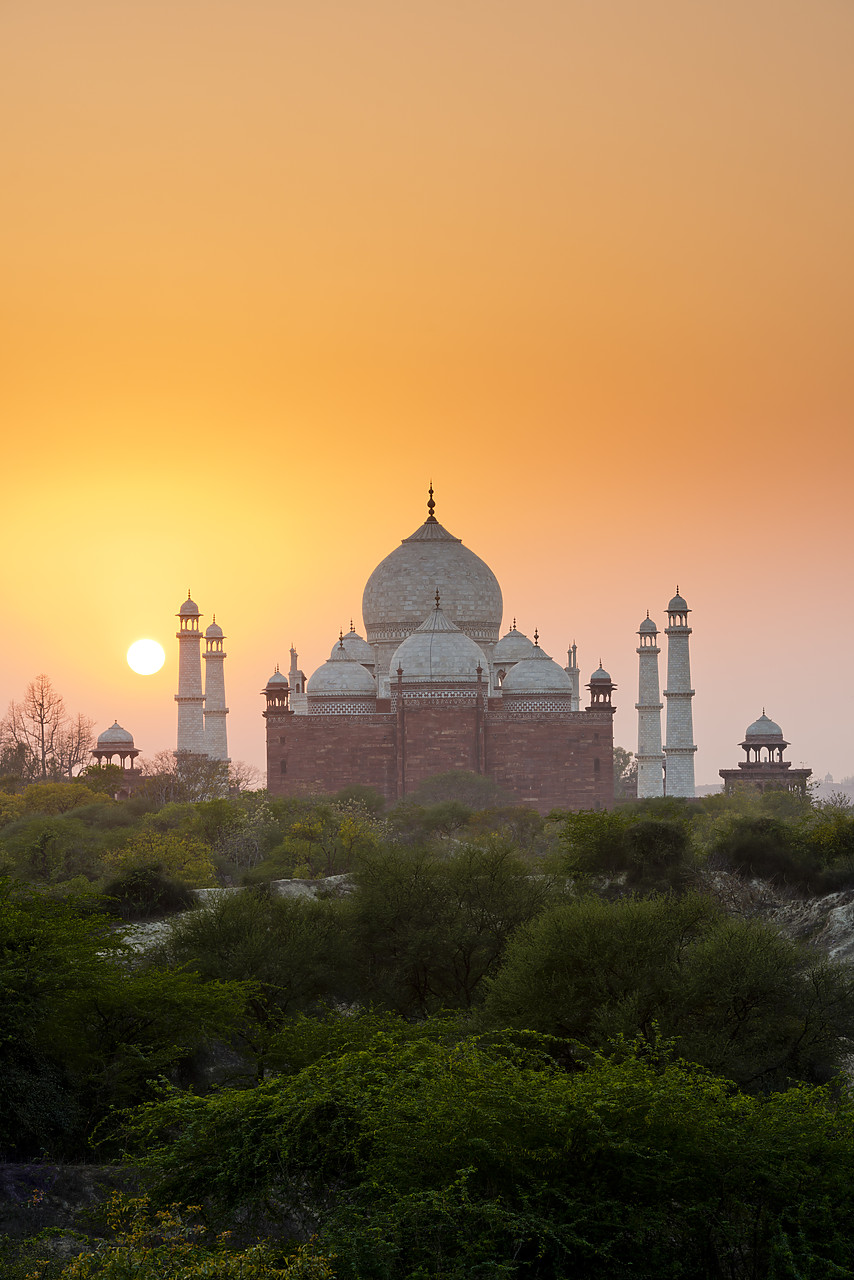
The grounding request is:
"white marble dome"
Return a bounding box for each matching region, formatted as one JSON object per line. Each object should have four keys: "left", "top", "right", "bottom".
{"left": 206, "top": 620, "right": 224, "bottom": 638}
{"left": 668, "top": 591, "right": 689, "bottom": 613}
{"left": 97, "top": 721, "right": 135, "bottom": 747}
{"left": 391, "top": 604, "right": 487, "bottom": 682}
{"left": 493, "top": 625, "right": 536, "bottom": 664}
{"left": 308, "top": 643, "right": 377, "bottom": 697}
{"left": 179, "top": 595, "right": 200, "bottom": 616}
{"left": 266, "top": 669, "right": 289, "bottom": 686}
{"left": 362, "top": 505, "right": 503, "bottom": 647}
{"left": 638, "top": 615, "right": 657, "bottom": 634}
{"left": 590, "top": 664, "right": 612, "bottom": 683}
{"left": 501, "top": 647, "right": 573, "bottom": 695}
{"left": 331, "top": 626, "right": 375, "bottom": 665}
{"left": 744, "top": 713, "right": 784, "bottom": 740}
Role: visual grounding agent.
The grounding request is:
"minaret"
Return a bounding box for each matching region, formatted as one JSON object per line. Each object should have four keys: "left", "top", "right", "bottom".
{"left": 175, "top": 591, "right": 206, "bottom": 755}
{"left": 203, "top": 616, "right": 229, "bottom": 762}
{"left": 663, "top": 588, "right": 696, "bottom": 797}
{"left": 636, "top": 613, "right": 664, "bottom": 798}
{"left": 564, "top": 641, "right": 581, "bottom": 712}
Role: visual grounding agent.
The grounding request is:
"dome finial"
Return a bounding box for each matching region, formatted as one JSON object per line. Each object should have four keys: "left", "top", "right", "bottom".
{"left": 350, "top": 619, "right": 355, "bottom": 633}
{"left": 534, "top": 628, "right": 539, "bottom": 647}
{"left": 339, "top": 630, "right": 345, "bottom": 648}
{"left": 435, "top": 588, "right": 441, "bottom": 609}
{"left": 512, "top": 617, "right": 517, "bottom": 630}
{"left": 426, "top": 482, "right": 436, "bottom": 523}
{"left": 646, "top": 610, "right": 649, "bottom": 619}
{"left": 188, "top": 587, "right": 191, "bottom": 598}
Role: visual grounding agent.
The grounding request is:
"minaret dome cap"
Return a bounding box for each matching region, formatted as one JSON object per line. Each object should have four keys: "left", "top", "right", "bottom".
{"left": 668, "top": 590, "right": 689, "bottom": 612}
{"left": 639, "top": 615, "right": 657, "bottom": 634}
{"left": 179, "top": 595, "right": 201, "bottom": 616}
{"left": 590, "top": 663, "right": 612, "bottom": 682}
{"left": 205, "top": 620, "right": 224, "bottom": 638}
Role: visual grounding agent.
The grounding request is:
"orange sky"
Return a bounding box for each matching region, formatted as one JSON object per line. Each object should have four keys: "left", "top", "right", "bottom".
{"left": 2, "top": 0, "right": 853, "bottom": 783}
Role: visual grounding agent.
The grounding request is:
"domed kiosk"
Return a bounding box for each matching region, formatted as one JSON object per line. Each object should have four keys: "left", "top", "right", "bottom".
{"left": 720, "top": 711, "right": 812, "bottom": 796}
{"left": 93, "top": 721, "right": 139, "bottom": 769}
{"left": 262, "top": 488, "right": 616, "bottom": 812}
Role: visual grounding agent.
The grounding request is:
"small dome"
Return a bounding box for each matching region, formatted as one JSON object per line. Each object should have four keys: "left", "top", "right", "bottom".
{"left": 97, "top": 720, "right": 134, "bottom": 747}
{"left": 205, "top": 621, "right": 224, "bottom": 638}
{"left": 493, "top": 625, "right": 537, "bottom": 664}
{"left": 638, "top": 616, "right": 657, "bottom": 633}
{"left": 668, "top": 591, "right": 688, "bottom": 613}
{"left": 307, "top": 643, "right": 377, "bottom": 697}
{"left": 266, "top": 669, "right": 289, "bottom": 686}
{"left": 391, "top": 604, "right": 487, "bottom": 682}
{"left": 179, "top": 595, "right": 200, "bottom": 616}
{"left": 744, "top": 713, "right": 784, "bottom": 740}
{"left": 590, "top": 664, "right": 612, "bottom": 682}
{"left": 502, "top": 647, "right": 573, "bottom": 695}
{"left": 331, "top": 626, "right": 375, "bottom": 664}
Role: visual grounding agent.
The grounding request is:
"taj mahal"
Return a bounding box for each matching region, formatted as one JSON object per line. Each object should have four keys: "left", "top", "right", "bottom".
{"left": 93, "top": 491, "right": 817, "bottom": 807}
{"left": 255, "top": 488, "right": 695, "bottom": 812}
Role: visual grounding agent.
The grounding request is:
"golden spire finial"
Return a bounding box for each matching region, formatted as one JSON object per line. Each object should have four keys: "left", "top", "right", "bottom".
{"left": 435, "top": 588, "right": 441, "bottom": 609}
{"left": 427, "top": 482, "right": 436, "bottom": 522}
{"left": 534, "top": 628, "right": 539, "bottom": 647}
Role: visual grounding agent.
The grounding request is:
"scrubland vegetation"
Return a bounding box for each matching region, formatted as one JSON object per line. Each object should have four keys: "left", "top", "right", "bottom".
{"left": 5, "top": 762, "right": 854, "bottom": 1277}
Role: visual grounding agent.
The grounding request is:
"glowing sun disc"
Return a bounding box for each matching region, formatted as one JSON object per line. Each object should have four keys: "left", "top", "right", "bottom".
{"left": 127, "top": 639, "right": 166, "bottom": 675}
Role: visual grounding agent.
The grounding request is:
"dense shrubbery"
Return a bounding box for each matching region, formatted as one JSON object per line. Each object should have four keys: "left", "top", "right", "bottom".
{"left": 8, "top": 776, "right": 854, "bottom": 1275}
{"left": 127, "top": 1023, "right": 854, "bottom": 1279}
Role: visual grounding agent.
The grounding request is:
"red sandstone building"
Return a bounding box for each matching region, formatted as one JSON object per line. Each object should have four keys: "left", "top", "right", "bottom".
{"left": 263, "top": 493, "right": 615, "bottom": 813}
{"left": 719, "top": 712, "right": 812, "bottom": 797}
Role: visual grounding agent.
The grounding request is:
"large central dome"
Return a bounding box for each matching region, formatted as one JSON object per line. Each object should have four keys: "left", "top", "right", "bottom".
{"left": 362, "top": 497, "right": 503, "bottom": 650}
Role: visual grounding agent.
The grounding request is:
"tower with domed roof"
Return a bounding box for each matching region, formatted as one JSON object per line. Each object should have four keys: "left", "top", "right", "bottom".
{"left": 663, "top": 589, "right": 696, "bottom": 797}
{"left": 636, "top": 613, "right": 664, "bottom": 798}
{"left": 175, "top": 592, "right": 206, "bottom": 755}
{"left": 203, "top": 616, "right": 229, "bottom": 762}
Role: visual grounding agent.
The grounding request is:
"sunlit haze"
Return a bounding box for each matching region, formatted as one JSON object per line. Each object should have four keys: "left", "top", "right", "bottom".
{"left": 2, "top": 1, "right": 852, "bottom": 781}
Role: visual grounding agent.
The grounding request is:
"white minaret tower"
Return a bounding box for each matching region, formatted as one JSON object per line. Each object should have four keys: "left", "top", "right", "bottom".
{"left": 663, "top": 588, "right": 696, "bottom": 797}
{"left": 564, "top": 641, "right": 581, "bottom": 712}
{"left": 203, "top": 616, "right": 229, "bottom": 762}
{"left": 175, "top": 592, "right": 206, "bottom": 755}
{"left": 636, "top": 612, "right": 664, "bottom": 798}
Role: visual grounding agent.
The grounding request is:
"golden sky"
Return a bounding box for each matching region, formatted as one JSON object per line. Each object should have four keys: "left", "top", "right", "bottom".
{"left": 2, "top": 0, "right": 852, "bottom": 781}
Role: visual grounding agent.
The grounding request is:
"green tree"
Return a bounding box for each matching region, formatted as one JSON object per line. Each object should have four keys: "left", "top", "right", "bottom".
{"left": 346, "top": 840, "right": 554, "bottom": 1013}
{"left": 0, "top": 881, "right": 246, "bottom": 1158}
{"left": 104, "top": 829, "right": 217, "bottom": 887}
{"left": 158, "top": 889, "right": 346, "bottom": 1077}
{"left": 482, "top": 893, "right": 854, "bottom": 1089}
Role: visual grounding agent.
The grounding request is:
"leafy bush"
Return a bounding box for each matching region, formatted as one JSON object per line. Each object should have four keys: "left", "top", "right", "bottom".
{"left": 24, "top": 1194, "right": 335, "bottom": 1279}
{"left": 103, "top": 866, "right": 195, "bottom": 920}
{"left": 482, "top": 893, "right": 854, "bottom": 1089}
{"left": 126, "top": 1031, "right": 854, "bottom": 1279}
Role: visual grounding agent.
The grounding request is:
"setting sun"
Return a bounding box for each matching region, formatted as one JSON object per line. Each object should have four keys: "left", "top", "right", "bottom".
{"left": 127, "top": 639, "right": 166, "bottom": 676}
